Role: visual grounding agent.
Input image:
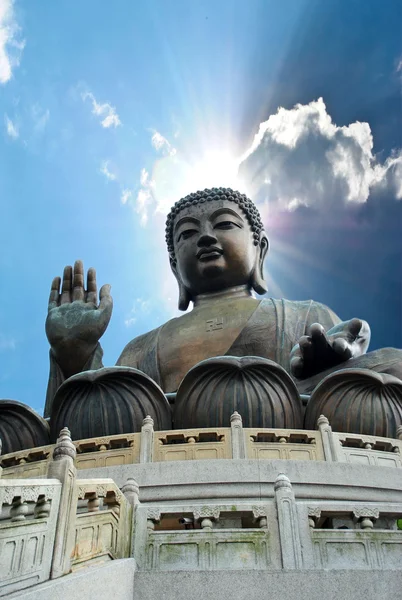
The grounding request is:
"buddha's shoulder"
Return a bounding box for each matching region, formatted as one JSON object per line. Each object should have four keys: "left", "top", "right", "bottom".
{"left": 116, "top": 314, "right": 183, "bottom": 367}
{"left": 260, "top": 298, "right": 340, "bottom": 322}
{"left": 116, "top": 323, "right": 164, "bottom": 366}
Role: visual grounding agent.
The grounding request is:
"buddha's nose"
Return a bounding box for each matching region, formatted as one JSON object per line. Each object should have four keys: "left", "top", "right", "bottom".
{"left": 197, "top": 232, "right": 217, "bottom": 247}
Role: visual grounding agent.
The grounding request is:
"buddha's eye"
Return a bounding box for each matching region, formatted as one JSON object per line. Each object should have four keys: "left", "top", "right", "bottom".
{"left": 177, "top": 228, "right": 197, "bottom": 242}
{"left": 214, "top": 220, "right": 241, "bottom": 230}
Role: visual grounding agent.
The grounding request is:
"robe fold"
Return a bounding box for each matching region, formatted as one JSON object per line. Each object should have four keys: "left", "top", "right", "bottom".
{"left": 45, "top": 297, "right": 402, "bottom": 418}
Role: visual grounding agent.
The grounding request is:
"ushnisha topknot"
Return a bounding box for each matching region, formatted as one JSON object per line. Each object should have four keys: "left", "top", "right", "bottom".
{"left": 165, "top": 187, "right": 264, "bottom": 261}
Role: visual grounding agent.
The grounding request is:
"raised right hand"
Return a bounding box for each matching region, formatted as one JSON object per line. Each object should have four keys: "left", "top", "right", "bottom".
{"left": 46, "top": 260, "right": 113, "bottom": 376}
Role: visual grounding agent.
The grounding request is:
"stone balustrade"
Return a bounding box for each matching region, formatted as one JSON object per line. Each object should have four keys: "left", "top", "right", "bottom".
{"left": 0, "top": 478, "right": 62, "bottom": 596}
{"left": 130, "top": 473, "right": 402, "bottom": 572}
{"left": 1, "top": 421, "right": 402, "bottom": 598}
{"left": 1, "top": 416, "right": 402, "bottom": 480}
{"left": 0, "top": 429, "right": 133, "bottom": 597}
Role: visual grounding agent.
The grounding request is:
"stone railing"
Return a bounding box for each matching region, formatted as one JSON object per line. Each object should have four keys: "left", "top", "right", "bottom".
{"left": 1, "top": 415, "right": 402, "bottom": 479}
{"left": 0, "top": 478, "right": 62, "bottom": 596}
{"left": 0, "top": 428, "right": 133, "bottom": 597}
{"left": 130, "top": 473, "right": 402, "bottom": 572}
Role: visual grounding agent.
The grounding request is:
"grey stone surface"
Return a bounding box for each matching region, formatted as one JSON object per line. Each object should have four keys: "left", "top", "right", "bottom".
{"left": 133, "top": 569, "right": 402, "bottom": 600}
{"left": 77, "top": 458, "right": 402, "bottom": 504}
{"left": 5, "top": 559, "right": 136, "bottom": 600}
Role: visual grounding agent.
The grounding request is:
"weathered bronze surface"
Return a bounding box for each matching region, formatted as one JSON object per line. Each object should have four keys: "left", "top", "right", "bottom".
{"left": 304, "top": 369, "right": 402, "bottom": 438}
{"left": 0, "top": 400, "right": 50, "bottom": 454}
{"left": 50, "top": 366, "right": 172, "bottom": 442}
{"left": 174, "top": 356, "right": 303, "bottom": 429}
{"left": 40, "top": 187, "right": 402, "bottom": 436}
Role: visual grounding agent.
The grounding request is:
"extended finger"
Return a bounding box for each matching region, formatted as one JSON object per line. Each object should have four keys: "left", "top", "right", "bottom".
{"left": 299, "top": 335, "right": 314, "bottom": 363}
{"left": 72, "top": 260, "right": 85, "bottom": 301}
{"left": 61, "top": 266, "right": 73, "bottom": 305}
{"left": 309, "top": 323, "right": 330, "bottom": 353}
{"left": 86, "top": 268, "right": 97, "bottom": 304}
{"left": 99, "top": 284, "right": 112, "bottom": 309}
{"left": 48, "top": 276, "right": 61, "bottom": 310}
{"left": 347, "top": 318, "right": 362, "bottom": 339}
{"left": 290, "top": 356, "right": 304, "bottom": 378}
{"left": 332, "top": 337, "right": 352, "bottom": 359}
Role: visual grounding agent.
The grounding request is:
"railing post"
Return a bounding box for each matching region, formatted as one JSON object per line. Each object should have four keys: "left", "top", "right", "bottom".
{"left": 122, "top": 477, "right": 140, "bottom": 508}
{"left": 230, "top": 411, "right": 246, "bottom": 459}
{"left": 274, "top": 473, "right": 303, "bottom": 569}
{"left": 47, "top": 427, "right": 77, "bottom": 579}
{"left": 140, "top": 416, "right": 154, "bottom": 463}
{"left": 317, "top": 414, "right": 340, "bottom": 462}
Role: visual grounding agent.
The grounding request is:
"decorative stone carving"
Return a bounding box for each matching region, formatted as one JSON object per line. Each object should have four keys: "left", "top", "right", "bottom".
{"left": 50, "top": 366, "right": 172, "bottom": 441}
{"left": 174, "top": 356, "right": 303, "bottom": 429}
{"left": 53, "top": 427, "right": 76, "bottom": 461}
{"left": 0, "top": 399, "right": 50, "bottom": 454}
{"left": 305, "top": 369, "right": 402, "bottom": 438}
{"left": 193, "top": 506, "right": 221, "bottom": 520}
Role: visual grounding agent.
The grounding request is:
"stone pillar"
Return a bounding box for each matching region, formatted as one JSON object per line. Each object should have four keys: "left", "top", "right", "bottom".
{"left": 122, "top": 477, "right": 140, "bottom": 508}
{"left": 230, "top": 411, "right": 246, "bottom": 459}
{"left": 0, "top": 437, "right": 2, "bottom": 478}
{"left": 317, "top": 414, "right": 340, "bottom": 462}
{"left": 140, "top": 416, "right": 154, "bottom": 463}
{"left": 274, "top": 473, "right": 303, "bottom": 569}
{"left": 122, "top": 478, "right": 140, "bottom": 562}
{"left": 47, "top": 427, "right": 77, "bottom": 579}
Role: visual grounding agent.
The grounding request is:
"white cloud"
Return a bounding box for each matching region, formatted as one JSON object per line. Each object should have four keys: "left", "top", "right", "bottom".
{"left": 4, "top": 113, "right": 18, "bottom": 138}
{"left": 100, "top": 160, "right": 116, "bottom": 181}
{"left": 0, "top": 0, "right": 25, "bottom": 84}
{"left": 140, "top": 167, "right": 149, "bottom": 186}
{"left": 121, "top": 188, "right": 132, "bottom": 204}
{"left": 82, "top": 91, "right": 121, "bottom": 128}
{"left": 124, "top": 298, "right": 151, "bottom": 327}
{"left": 136, "top": 188, "right": 152, "bottom": 226}
{"left": 151, "top": 131, "right": 176, "bottom": 156}
{"left": 239, "top": 98, "right": 402, "bottom": 210}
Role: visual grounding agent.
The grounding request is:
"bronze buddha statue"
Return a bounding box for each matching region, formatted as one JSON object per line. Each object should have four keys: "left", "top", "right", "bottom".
{"left": 44, "top": 188, "right": 401, "bottom": 403}
{"left": 40, "top": 187, "right": 402, "bottom": 439}
{"left": 1, "top": 187, "right": 401, "bottom": 454}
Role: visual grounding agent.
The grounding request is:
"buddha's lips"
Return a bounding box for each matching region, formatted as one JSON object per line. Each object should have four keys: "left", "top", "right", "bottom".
{"left": 197, "top": 247, "right": 223, "bottom": 261}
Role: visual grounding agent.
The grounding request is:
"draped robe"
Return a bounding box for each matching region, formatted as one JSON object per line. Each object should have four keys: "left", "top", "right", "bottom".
{"left": 45, "top": 297, "right": 402, "bottom": 417}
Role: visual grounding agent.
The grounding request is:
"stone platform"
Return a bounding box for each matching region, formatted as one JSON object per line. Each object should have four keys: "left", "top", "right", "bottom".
{"left": 1, "top": 416, "right": 402, "bottom": 599}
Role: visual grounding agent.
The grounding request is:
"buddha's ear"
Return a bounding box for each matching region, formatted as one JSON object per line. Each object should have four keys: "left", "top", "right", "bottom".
{"left": 251, "top": 233, "right": 269, "bottom": 295}
{"left": 170, "top": 258, "right": 192, "bottom": 311}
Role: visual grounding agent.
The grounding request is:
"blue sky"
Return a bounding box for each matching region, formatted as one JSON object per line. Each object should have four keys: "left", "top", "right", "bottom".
{"left": 1, "top": 0, "right": 401, "bottom": 414}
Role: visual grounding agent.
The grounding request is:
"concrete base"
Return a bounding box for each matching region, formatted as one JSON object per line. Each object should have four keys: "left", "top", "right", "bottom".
{"left": 134, "top": 569, "right": 402, "bottom": 600}
{"left": 6, "top": 559, "right": 136, "bottom": 600}
{"left": 6, "top": 562, "right": 402, "bottom": 600}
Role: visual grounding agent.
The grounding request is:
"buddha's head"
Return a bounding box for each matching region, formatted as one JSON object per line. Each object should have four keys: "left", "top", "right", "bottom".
{"left": 165, "top": 188, "right": 269, "bottom": 310}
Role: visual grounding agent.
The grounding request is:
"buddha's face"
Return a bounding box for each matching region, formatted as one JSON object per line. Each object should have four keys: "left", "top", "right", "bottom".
{"left": 172, "top": 199, "right": 263, "bottom": 296}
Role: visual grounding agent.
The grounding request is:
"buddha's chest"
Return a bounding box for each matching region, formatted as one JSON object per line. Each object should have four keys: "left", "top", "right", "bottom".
{"left": 158, "top": 300, "right": 260, "bottom": 392}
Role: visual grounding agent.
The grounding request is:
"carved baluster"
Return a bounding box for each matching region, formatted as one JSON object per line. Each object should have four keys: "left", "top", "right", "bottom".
{"left": 307, "top": 507, "right": 321, "bottom": 529}
{"left": 10, "top": 497, "right": 29, "bottom": 522}
{"left": 104, "top": 491, "right": 120, "bottom": 516}
{"left": 34, "top": 495, "right": 51, "bottom": 519}
{"left": 200, "top": 518, "right": 214, "bottom": 530}
{"left": 122, "top": 478, "right": 140, "bottom": 508}
{"left": 87, "top": 492, "right": 100, "bottom": 512}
